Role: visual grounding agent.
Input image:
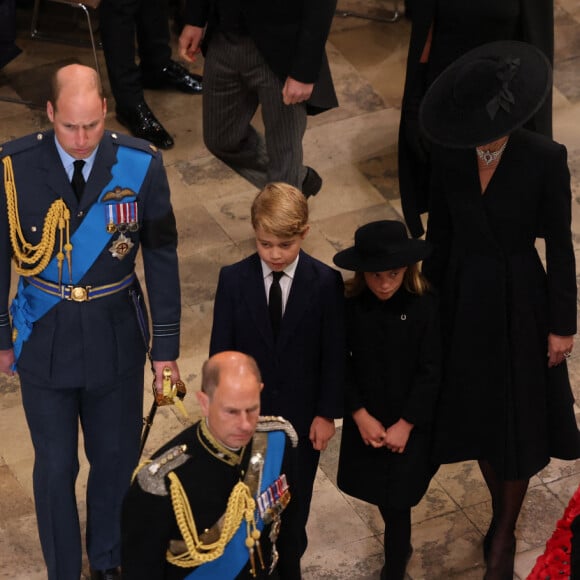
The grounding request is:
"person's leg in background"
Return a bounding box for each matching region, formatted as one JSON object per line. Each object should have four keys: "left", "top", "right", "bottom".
{"left": 202, "top": 33, "right": 269, "bottom": 187}
{"left": 100, "top": 0, "right": 188, "bottom": 149}
{"left": 137, "top": 0, "right": 202, "bottom": 95}
{"left": 0, "top": 0, "right": 22, "bottom": 69}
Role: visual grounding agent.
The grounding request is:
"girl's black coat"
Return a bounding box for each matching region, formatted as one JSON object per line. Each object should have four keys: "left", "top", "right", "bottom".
{"left": 337, "top": 287, "right": 441, "bottom": 507}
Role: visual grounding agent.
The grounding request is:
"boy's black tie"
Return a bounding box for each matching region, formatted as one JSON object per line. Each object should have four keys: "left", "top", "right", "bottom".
{"left": 71, "top": 159, "right": 86, "bottom": 200}
{"left": 269, "top": 271, "right": 284, "bottom": 339}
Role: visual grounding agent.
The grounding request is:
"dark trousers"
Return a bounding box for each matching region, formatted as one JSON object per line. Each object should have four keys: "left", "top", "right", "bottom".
{"left": 202, "top": 32, "right": 308, "bottom": 189}
{"left": 295, "top": 435, "right": 321, "bottom": 556}
{"left": 20, "top": 372, "right": 143, "bottom": 580}
{"left": 99, "top": 0, "right": 172, "bottom": 109}
{"left": 0, "top": 0, "right": 21, "bottom": 69}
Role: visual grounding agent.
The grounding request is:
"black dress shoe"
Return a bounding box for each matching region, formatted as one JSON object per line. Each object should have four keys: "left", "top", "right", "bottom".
{"left": 116, "top": 101, "right": 174, "bottom": 150}
{"left": 90, "top": 567, "right": 121, "bottom": 580}
{"left": 143, "top": 60, "right": 203, "bottom": 94}
{"left": 301, "top": 166, "right": 322, "bottom": 199}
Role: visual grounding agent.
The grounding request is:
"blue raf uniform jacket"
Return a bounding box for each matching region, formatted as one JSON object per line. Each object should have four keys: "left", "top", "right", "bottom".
{"left": 0, "top": 130, "right": 180, "bottom": 388}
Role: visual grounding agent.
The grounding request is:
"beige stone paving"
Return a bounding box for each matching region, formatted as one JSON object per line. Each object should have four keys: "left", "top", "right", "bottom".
{"left": 1, "top": 1, "right": 580, "bottom": 578}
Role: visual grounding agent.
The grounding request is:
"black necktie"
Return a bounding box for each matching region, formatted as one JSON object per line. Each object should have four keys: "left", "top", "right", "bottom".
{"left": 269, "top": 271, "right": 284, "bottom": 339}
{"left": 71, "top": 160, "right": 86, "bottom": 200}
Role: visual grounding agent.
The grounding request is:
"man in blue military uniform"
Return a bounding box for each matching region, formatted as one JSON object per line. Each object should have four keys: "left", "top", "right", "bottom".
{"left": 122, "top": 351, "right": 301, "bottom": 579}
{"left": 0, "top": 64, "right": 181, "bottom": 580}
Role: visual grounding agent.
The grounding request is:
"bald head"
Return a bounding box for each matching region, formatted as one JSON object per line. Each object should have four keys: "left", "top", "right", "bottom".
{"left": 197, "top": 352, "right": 263, "bottom": 448}
{"left": 46, "top": 64, "right": 106, "bottom": 160}
{"left": 201, "top": 351, "right": 262, "bottom": 398}
{"left": 50, "top": 64, "right": 103, "bottom": 111}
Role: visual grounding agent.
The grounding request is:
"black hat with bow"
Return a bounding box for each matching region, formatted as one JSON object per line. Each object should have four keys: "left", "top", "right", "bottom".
{"left": 419, "top": 40, "right": 552, "bottom": 148}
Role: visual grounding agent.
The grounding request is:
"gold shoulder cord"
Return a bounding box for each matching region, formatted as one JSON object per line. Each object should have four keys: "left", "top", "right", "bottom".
{"left": 131, "top": 459, "right": 152, "bottom": 483}
{"left": 3, "top": 156, "right": 72, "bottom": 284}
{"left": 167, "top": 472, "right": 262, "bottom": 575}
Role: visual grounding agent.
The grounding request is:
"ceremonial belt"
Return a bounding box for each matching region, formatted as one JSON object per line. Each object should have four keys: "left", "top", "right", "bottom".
{"left": 26, "top": 272, "right": 136, "bottom": 302}
{"left": 184, "top": 430, "right": 286, "bottom": 580}
{"left": 10, "top": 145, "right": 152, "bottom": 367}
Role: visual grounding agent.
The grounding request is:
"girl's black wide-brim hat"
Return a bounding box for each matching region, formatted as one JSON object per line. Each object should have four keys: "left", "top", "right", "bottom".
{"left": 333, "top": 220, "right": 431, "bottom": 272}
{"left": 419, "top": 40, "right": 552, "bottom": 148}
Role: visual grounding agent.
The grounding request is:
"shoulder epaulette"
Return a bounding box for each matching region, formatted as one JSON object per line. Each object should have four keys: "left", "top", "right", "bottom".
{"left": 135, "top": 444, "right": 190, "bottom": 496}
{"left": 256, "top": 416, "right": 299, "bottom": 448}
{"left": 107, "top": 130, "right": 160, "bottom": 156}
{"left": 0, "top": 132, "right": 48, "bottom": 158}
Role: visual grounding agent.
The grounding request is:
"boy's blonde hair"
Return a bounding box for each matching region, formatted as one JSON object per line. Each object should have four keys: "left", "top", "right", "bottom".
{"left": 251, "top": 183, "right": 309, "bottom": 238}
{"left": 345, "top": 263, "right": 430, "bottom": 298}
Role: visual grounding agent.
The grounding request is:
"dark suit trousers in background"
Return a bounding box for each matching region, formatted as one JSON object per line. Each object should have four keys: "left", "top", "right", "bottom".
{"left": 0, "top": 0, "right": 21, "bottom": 69}
{"left": 20, "top": 372, "right": 144, "bottom": 580}
{"left": 202, "top": 32, "right": 308, "bottom": 189}
{"left": 100, "top": 0, "right": 172, "bottom": 109}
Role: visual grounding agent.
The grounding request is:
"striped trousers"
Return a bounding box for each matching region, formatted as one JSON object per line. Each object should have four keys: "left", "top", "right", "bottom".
{"left": 202, "top": 31, "right": 309, "bottom": 189}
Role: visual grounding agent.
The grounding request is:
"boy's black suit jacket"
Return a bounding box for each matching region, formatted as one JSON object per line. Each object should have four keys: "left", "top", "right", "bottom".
{"left": 210, "top": 250, "right": 345, "bottom": 436}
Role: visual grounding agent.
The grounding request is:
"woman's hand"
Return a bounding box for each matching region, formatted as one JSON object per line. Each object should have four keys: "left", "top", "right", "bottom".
{"left": 547, "top": 333, "right": 574, "bottom": 368}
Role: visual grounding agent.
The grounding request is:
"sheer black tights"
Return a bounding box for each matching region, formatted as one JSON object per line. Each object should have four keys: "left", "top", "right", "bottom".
{"left": 479, "top": 459, "right": 529, "bottom": 580}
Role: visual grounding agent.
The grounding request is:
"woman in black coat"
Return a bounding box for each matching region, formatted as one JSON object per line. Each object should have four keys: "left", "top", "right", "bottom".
{"left": 398, "top": 0, "right": 554, "bottom": 237}
{"left": 334, "top": 221, "right": 440, "bottom": 580}
{"left": 420, "top": 41, "right": 580, "bottom": 580}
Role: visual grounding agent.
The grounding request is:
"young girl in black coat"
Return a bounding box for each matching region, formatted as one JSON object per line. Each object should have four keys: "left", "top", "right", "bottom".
{"left": 334, "top": 220, "right": 441, "bottom": 580}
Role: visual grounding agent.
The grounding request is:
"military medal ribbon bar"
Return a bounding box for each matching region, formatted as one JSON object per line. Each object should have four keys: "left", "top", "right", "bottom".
{"left": 257, "top": 474, "right": 290, "bottom": 524}
{"left": 105, "top": 202, "right": 140, "bottom": 233}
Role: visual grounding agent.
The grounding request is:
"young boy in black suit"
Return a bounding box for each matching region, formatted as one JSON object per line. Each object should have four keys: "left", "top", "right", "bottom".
{"left": 210, "top": 183, "right": 345, "bottom": 557}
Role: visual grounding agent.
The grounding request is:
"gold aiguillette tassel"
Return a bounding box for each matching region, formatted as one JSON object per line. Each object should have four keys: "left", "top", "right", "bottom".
{"left": 64, "top": 207, "right": 72, "bottom": 283}
{"left": 245, "top": 514, "right": 258, "bottom": 577}
{"left": 57, "top": 213, "right": 65, "bottom": 287}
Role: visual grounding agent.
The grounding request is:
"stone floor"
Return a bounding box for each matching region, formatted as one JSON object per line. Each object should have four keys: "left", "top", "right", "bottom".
{"left": 1, "top": 1, "right": 580, "bottom": 578}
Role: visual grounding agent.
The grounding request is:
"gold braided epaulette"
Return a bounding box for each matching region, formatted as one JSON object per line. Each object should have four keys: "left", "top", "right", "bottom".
{"left": 135, "top": 444, "right": 190, "bottom": 497}
{"left": 256, "top": 416, "right": 299, "bottom": 448}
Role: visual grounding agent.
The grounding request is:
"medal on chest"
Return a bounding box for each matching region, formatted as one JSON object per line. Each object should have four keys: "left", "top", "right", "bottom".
{"left": 109, "top": 233, "right": 134, "bottom": 260}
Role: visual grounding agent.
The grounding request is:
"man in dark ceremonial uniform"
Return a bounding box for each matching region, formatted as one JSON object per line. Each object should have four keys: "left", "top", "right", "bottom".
{"left": 122, "top": 351, "right": 302, "bottom": 580}
{"left": 0, "top": 64, "right": 181, "bottom": 580}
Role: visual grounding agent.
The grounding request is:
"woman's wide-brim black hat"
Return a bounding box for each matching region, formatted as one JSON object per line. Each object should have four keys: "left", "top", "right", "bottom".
{"left": 419, "top": 40, "right": 552, "bottom": 148}
{"left": 333, "top": 220, "right": 431, "bottom": 272}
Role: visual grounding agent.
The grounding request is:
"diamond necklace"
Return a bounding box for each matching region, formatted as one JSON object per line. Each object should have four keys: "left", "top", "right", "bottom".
{"left": 476, "top": 140, "right": 508, "bottom": 166}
